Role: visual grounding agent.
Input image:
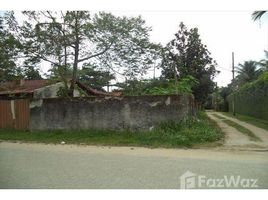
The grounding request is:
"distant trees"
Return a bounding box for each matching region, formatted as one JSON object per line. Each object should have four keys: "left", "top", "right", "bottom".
{"left": 236, "top": 61, "right": 261, "bottom": 86}
{"left": 161, "top": 22, "right": 217, "bottom": 104}
{"left": 212, "top": 51, "right": 268, "bottom": 111}
{"left": 78, "top": 65, "right": 115, "bottom": 90}
{"left": 1, "top": 12, "right": 217, "bottom": 102}
{"left": 115, "top": 75, "right": 198, "bottom": 96}
{"left": 23, "top": 66, "right": 43, "bottom": 80}
{"left": 213, "top": 11, "right": 268, "bottom": 111}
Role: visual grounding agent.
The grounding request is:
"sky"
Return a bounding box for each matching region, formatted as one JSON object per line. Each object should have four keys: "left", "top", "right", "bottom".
{"left": 1, "top": 1, "right": 268, "bottom": 87}
{"left": 110, "top": 11, "right": 268, "bottom": 86}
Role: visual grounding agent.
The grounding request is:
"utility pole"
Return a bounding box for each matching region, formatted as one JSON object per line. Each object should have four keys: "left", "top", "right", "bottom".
{"left": 153, "top": 65, "right": 156, "bottom": 80}
{"left": 215, "top": 82, "right": 218, "bottom": 111}
{"left": 232, "top": 52, "right": 236, "bottom": 116}
{"left": 173, "top": 64, "right": 178, "bottom": 95}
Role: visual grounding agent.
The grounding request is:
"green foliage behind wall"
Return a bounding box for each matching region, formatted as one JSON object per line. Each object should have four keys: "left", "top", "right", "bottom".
{"left": 228, "top": 72, "right": 268, "bottom": 120}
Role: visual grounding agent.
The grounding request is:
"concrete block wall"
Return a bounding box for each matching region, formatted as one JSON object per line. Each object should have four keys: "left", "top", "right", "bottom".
{"left": 30, "top": 95, "right": 195, "bottom": 131}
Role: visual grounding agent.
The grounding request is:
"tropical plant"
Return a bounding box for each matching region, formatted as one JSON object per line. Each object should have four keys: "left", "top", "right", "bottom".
{"left": 236, "top": 61, "right": 261, "bottom": 86}
{"left": 116, "top": 78, "right": 169, "bottom": 96}
{"left": 252, "top": 11, "right": 267, "bottom": 21}
{"left": 145, "top": 75, "right": 198, "bottom": 95}
{"left": 258, "top": 50, "right": 268, "bottom": 72}
{"left": 228, "top": 71, "right": 268, "bottom": 120}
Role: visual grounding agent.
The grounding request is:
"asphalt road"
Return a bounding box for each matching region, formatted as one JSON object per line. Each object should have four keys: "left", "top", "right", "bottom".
{"left": 0, "top": 142, "right": 267, "bottom": 189}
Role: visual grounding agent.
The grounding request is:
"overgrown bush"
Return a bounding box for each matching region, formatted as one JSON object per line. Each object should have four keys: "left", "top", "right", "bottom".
{"left": 228, "top": 72, "right": 268, "bottom": 120}
{"left": 117, "top": 75, "right": 198, "bottom": 96}
{"left": 0, "top": 112, "right": 223, "bottom": 148}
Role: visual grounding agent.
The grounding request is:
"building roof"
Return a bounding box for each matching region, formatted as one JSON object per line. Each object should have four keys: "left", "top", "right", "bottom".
{"left": 0, "top": 79, "right": 122, "bottom": 97}
{"left": 75, "top": 81, "right": 111, "bottom": 96}
{"left": 0, "top": 80, "right": 50, "bottom": 95}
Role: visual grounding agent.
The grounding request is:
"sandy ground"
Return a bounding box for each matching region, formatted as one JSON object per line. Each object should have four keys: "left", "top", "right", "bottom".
{"left": 215, "top": 112, "right": 268, "bottom": 144}
{"left": 206, "top": 111, "right": 268, "bottom": 150}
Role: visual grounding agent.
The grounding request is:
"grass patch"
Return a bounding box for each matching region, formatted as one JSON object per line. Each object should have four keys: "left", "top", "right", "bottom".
{"left": 221, "top": 112, "right": 268, "bottom": 131}
{"left": 222, "top": 119, "right": 261, "bottom": 141}
{"left": 0, "top": 112, "right": 224, "bottom": 148}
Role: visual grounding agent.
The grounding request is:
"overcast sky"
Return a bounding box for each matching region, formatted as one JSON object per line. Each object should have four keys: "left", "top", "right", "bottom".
{"left": 109, "top": 11, "right": 268, "bottom": 86}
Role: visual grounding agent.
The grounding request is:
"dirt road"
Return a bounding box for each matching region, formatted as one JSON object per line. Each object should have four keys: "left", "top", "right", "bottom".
{"left": 206, "top": 111, "right": 268, "bottom": 150}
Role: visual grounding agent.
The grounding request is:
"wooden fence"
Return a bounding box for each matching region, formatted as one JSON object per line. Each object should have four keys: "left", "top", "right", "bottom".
{"left": 0, "top": 99, "right": 30, "bottom": 130}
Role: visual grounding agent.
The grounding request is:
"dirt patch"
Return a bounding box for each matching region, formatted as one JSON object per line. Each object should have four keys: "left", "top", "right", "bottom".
{"left": 207, "top": 111, "right": 268, "bottom": 150}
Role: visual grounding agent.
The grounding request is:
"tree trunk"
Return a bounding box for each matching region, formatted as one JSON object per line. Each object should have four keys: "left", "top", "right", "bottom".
{"left": 68, "top": 12, "right": 79, "bottom": 97}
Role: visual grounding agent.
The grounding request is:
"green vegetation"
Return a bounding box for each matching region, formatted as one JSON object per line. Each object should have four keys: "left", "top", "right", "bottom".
{"left": 145, "top": 76, "right": 198, "bottom": 95}
{"left": 228, "top": 72, "right": 268, "bottom": 120}
{"left": 161, "top": 22, "right": 217, "bottom": 104}
{"left": 211, "top": 113, "right": 226, "bottom": 120}
{"left": 209, "top": 49, "right": 268, "bottom": 113}
{"left": 118, "top": 75, "right": 198, "bottom": 96}
{"left": 0, "top": 112, "right": 223, "bottom": 148}
{"left": 221, "top": 112, "right": 268, "bottom": 131}
{"left": 222, "top": 119, "right": 261, "bottom": 141}
{"left": 5, "top": 11, "right": 161, "bottom": 96}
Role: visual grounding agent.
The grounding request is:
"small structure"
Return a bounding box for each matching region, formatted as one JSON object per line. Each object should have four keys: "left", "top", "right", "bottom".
{"left": 0, "top": 79, "right": 50, "bottom": 99}
{"left": 0, "top": 79, "right": 114, "bottom": 99}
{"left": 0, "top": 79, "right": 116, "bottom": 130}
{"left": 0, "top": 80, "right": 195, "bottom": 131}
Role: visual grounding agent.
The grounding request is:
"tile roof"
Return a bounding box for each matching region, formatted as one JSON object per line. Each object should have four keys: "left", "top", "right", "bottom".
{"left": 0, "top": 79, "right": 122, "bottom": 97}
{"left": 75, "top": 81, "right": 111, "bottom": 96}
{"left": 0, "top": 80, "right": 50, "bottom": 95}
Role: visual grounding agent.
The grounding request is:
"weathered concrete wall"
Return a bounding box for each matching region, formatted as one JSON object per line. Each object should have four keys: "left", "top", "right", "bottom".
{"left": 33, "top": 82, "right": 81, "bottom": 99}
{"left": 30, "top": 95, "right": 195, "bottom": 131}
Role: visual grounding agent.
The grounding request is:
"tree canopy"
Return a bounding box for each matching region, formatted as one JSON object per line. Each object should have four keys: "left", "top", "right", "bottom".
{"left": 0, "top": 14, "right": 23, "bottom": 81}
{"left": 7, "top": 11, "right": 160, "bottom": 96}
{"left": 235, "top": 61, "right": 261, "bottom": 87}
{"left": 161, "top": 22, "right": 217, "bottom": 104}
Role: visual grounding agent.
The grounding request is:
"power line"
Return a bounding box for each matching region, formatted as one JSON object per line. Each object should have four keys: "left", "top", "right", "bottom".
{"left": 216, "top": 66, "right": 232, "bottom": 72}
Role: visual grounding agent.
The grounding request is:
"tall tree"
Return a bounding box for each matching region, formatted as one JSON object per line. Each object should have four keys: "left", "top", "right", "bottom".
{"left": 10, "top": 11, "right": 160, "bottom": 96}
{"left": 0, "top": 14, "right": 23, "bottom": 81}
{"left": 161, "top": 22, "right": 217, "bottom": 104}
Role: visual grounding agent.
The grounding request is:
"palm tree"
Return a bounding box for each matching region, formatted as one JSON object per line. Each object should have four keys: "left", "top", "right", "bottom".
{"left": 236, "top": 61, "right": 260, "bottom": 86}
{"left": 252, "top": 11, "right": 267, "bottom": 21}
{"left": 258, "top": 50, "right": 268, "bottom": 71}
